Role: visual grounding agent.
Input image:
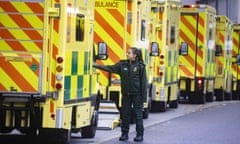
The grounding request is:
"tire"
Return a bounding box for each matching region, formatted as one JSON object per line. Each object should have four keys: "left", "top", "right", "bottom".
{"left": 206, "top": 92, "right": 214, "bottom": 102}
{"left": 151, "top": 101, "right": 166, "bottom": 112}
{"left": 224, "top": 92, "right": 232, "bottom": 100}
{"left": 39, "top": 128, "right": 70, "bottom": 144}
{"left": 0, "top": 127, "right": 13, "bottom": 133}
{"left": 169, "top": 100, "right": 178, "bottom": 108}
{"left": 199, "top": 94, "right": 206, "bottom": 104}
{"left": 81, "top": 110, "right": 98, "bottom": 138}
{"left": 215, "top": 89, "right": 224, "bottom": 101}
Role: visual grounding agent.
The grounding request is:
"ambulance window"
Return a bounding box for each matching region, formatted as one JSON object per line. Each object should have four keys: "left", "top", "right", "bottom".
{"left": 76, "top": 14, "right": 84, "bottom": 41}
{"left": 209, "top": 28, "right": 213, "bottom": 40}
{"left": 141, "top": 20, "right": 146, "bottom": 41}
{"left": 207, "top": 49, "right": 210, "bottom": 62}
{"left": 170, "top": 26, "right": 175, "bottom": 44}
{"left": 180, "top": 42, "right": 188, "bottom": 55}
{"left": 215, "top": 44, "right": 222, "bottom": 56}
{"left": 227, "top": 35, "right": 231, "bottom": 55}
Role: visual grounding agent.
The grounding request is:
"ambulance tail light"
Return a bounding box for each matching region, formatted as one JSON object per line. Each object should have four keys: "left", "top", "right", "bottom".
{"left": 159, "top": 72, "right": 163, "bottom": 77}
{"left": 160, "top": 55, "right": 164, "bottom": 65}
{"left": 196, "top": 77, "right": 204, "bottom": 91}
{"left": 160, "top": 55, "right": 164, "bottom": 59}
{"left": 197, "top": 79, "right": 203, "bottom": 85}
{"left": 55, "top": 83, "right": 62, "bottom": 90}
{"left": 57, "top": 56, "right": 63, "bottom": 63}
{"left": 56, "top": 56, "right": 64, "bottom": 90}
{"left": 51, "top": 113, "right": 55, "bottom": 119}
{"left": 56, "top": 65, "right": 63, "bottom": 72}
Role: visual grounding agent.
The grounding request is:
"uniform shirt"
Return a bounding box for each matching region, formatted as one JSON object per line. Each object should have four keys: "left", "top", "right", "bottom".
{"left": 95, "top": 60, "right": 147, "bottom": 101}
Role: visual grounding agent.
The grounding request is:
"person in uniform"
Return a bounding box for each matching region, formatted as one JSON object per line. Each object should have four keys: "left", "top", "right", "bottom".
{"left": 94, "top": 47, "right": 147, "bottom": 142}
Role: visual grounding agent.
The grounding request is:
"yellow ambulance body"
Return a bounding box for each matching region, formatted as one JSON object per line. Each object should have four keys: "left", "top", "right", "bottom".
{"left": 178, "top": 4, "right": 216, "bottom": 104}
{"left": 232, "top": 24, "right": 240, "bottom": 100}
{"left": 94, "top": 0, "right": 151, "bottom": 118}
{"left": 0, "top": 0, "right": 100, "bottom": 143}
{"left": 215, "top": 15, "right": 233, "bottom": 101}
{"left": 149, "top": 0, "right": 181, "bottom": 112}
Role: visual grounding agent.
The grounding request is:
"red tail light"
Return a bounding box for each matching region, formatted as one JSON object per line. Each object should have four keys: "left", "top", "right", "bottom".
{"left": 56, "top": 83, "right": 62, "bottom": 90}
{"left": 159, "top": 72, "right": 163, "bottom": 76}
{"left": 197, "top": 79, "right": 202, "bottom": 85}
{"left": 57, "top": 57, "right": 63, "bottom": 63}
{"left": 160, "top": 55, "right": 164, "bottom": 59}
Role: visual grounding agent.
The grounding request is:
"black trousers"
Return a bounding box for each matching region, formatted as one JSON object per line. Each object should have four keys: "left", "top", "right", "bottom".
{"left": 121, "top": 94, "right": 144, "bottom": 136}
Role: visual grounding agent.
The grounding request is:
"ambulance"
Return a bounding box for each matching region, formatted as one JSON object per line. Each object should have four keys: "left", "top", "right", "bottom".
{"left": 178, "top": 4, "right": 216, "bottom": 104}
{"left": 215, "top": 15, "right": 233, "bottom": 101}
{"left": 0, "top": 0, "right": 101, "bottom": 143}
{"left": 94, "top": 0, "right": 151, "bottom": 126}
{"left": 232, "top": 24, "right": 240, "bottom": 100}
{"left": 149, "top": 0, "right": 181, "bottom": 112}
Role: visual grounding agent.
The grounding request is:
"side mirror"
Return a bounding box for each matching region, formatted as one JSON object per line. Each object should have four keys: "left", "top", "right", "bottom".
{"left": 97, "top": 42, "right": 108, "bottom": 60}
{"left": 179, "top": 42, "right": 188, "bottom": 55}
{"left": 150, "top": 42, "right": 159, "bottom": 56}
{"left": 215, "top": 44, "right": 222, "bottom": 56}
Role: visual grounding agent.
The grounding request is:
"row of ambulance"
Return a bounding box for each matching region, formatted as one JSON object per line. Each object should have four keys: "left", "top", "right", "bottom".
{"left": 94, "top": 0, "right": 240, "bottom": 125}
{"left": 0, "top": 0, "right": 239, "bottom": 143}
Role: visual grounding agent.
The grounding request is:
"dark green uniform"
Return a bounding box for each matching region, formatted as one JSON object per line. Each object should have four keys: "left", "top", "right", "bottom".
{"left": 95, "top": 60, "right": 147, "bottom": 136}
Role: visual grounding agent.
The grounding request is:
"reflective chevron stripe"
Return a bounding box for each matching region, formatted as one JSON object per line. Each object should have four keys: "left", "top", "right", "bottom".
{"left": 94, "top": 0, "right": 130, "bottom": 86}
{"left": 0, "top": 1, "right": 44, "bottom": 92}
{"left": 0, "top": 0, "right": 60, "bottom": 93}
{"left": 232, "top": 25, "right": 240, "bottom": 79}
{"left": 179, "top": 13, "right": 204, "bottom": 78}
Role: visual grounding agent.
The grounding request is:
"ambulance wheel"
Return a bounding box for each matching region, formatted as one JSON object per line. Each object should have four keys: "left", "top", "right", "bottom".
{"left": 206, "top": 91, "right": 214, "bottom": 102}
{"left": 215, "top": 89, "right": 224, "bottom": 101}
{"left": 151, "top": 101, "right": 166, "bottom": 112}
{"left": 224, "top": 91, "right": 232, "bottom": 100}
{"left": 169, "top": 100, "right": 178, "bottom": 108}
{"left": 199, "top": 94, "right": 206, "bottom": 104}
{"left": 19, "top": 127, "right": 37, "bottom": 136}
{"left": 232, "top": 92, "right": 238, "bottom": 100}
{"left": 81, "top": 110, "right": 98, "bottom": 138}
{"left": 39, "top": 128, "right": 71, "bottom": 144}
{"left": 0, "top": 127, "right": 13, "bottom": 133}
{"left": 159, "top": 102, "right": 167, "bottom": 112}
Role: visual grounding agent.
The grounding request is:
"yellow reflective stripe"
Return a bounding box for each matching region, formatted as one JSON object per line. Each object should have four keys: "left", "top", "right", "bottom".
{"left": 0, "top": 68, "right": 21, "bottom": 91}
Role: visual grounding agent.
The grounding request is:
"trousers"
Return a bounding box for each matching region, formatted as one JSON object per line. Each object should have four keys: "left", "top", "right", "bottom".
{"left": 120, "top": 94, "right": 144, "bottom": 136}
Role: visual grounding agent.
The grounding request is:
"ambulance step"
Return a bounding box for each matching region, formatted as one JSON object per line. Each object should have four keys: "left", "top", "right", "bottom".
{"left": 97, "top": 113, "right": 120, "bottom": 130}
{"left": 97, "top": 101, "right": 120, "bottom": 130}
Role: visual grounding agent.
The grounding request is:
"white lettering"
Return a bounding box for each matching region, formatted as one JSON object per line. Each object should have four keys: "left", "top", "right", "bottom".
{"left": 95, "top": 1, "right": 119, "bottom": 8}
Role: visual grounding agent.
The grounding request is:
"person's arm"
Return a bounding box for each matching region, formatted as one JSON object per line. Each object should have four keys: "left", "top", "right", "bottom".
{"left": 93, "top": 61, "right": 122, "bottom": 74}
{"left": 93, "top": 64, "right": 112, "bottom": 72}
{"left": 140, "top": 65, "right": 147, "bottom": 103}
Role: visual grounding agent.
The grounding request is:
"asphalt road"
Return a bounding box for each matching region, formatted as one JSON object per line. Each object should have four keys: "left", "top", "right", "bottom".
{"left": 1, "top": 101, "right": 239, "bottom": 144}
{"left": 98, "top": 101, "right": 240, "bottom": 144}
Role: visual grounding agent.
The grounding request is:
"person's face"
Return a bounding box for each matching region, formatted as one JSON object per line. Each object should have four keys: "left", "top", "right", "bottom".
{"left": 127, "top": 49, "right": 136, "bottom": 61}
